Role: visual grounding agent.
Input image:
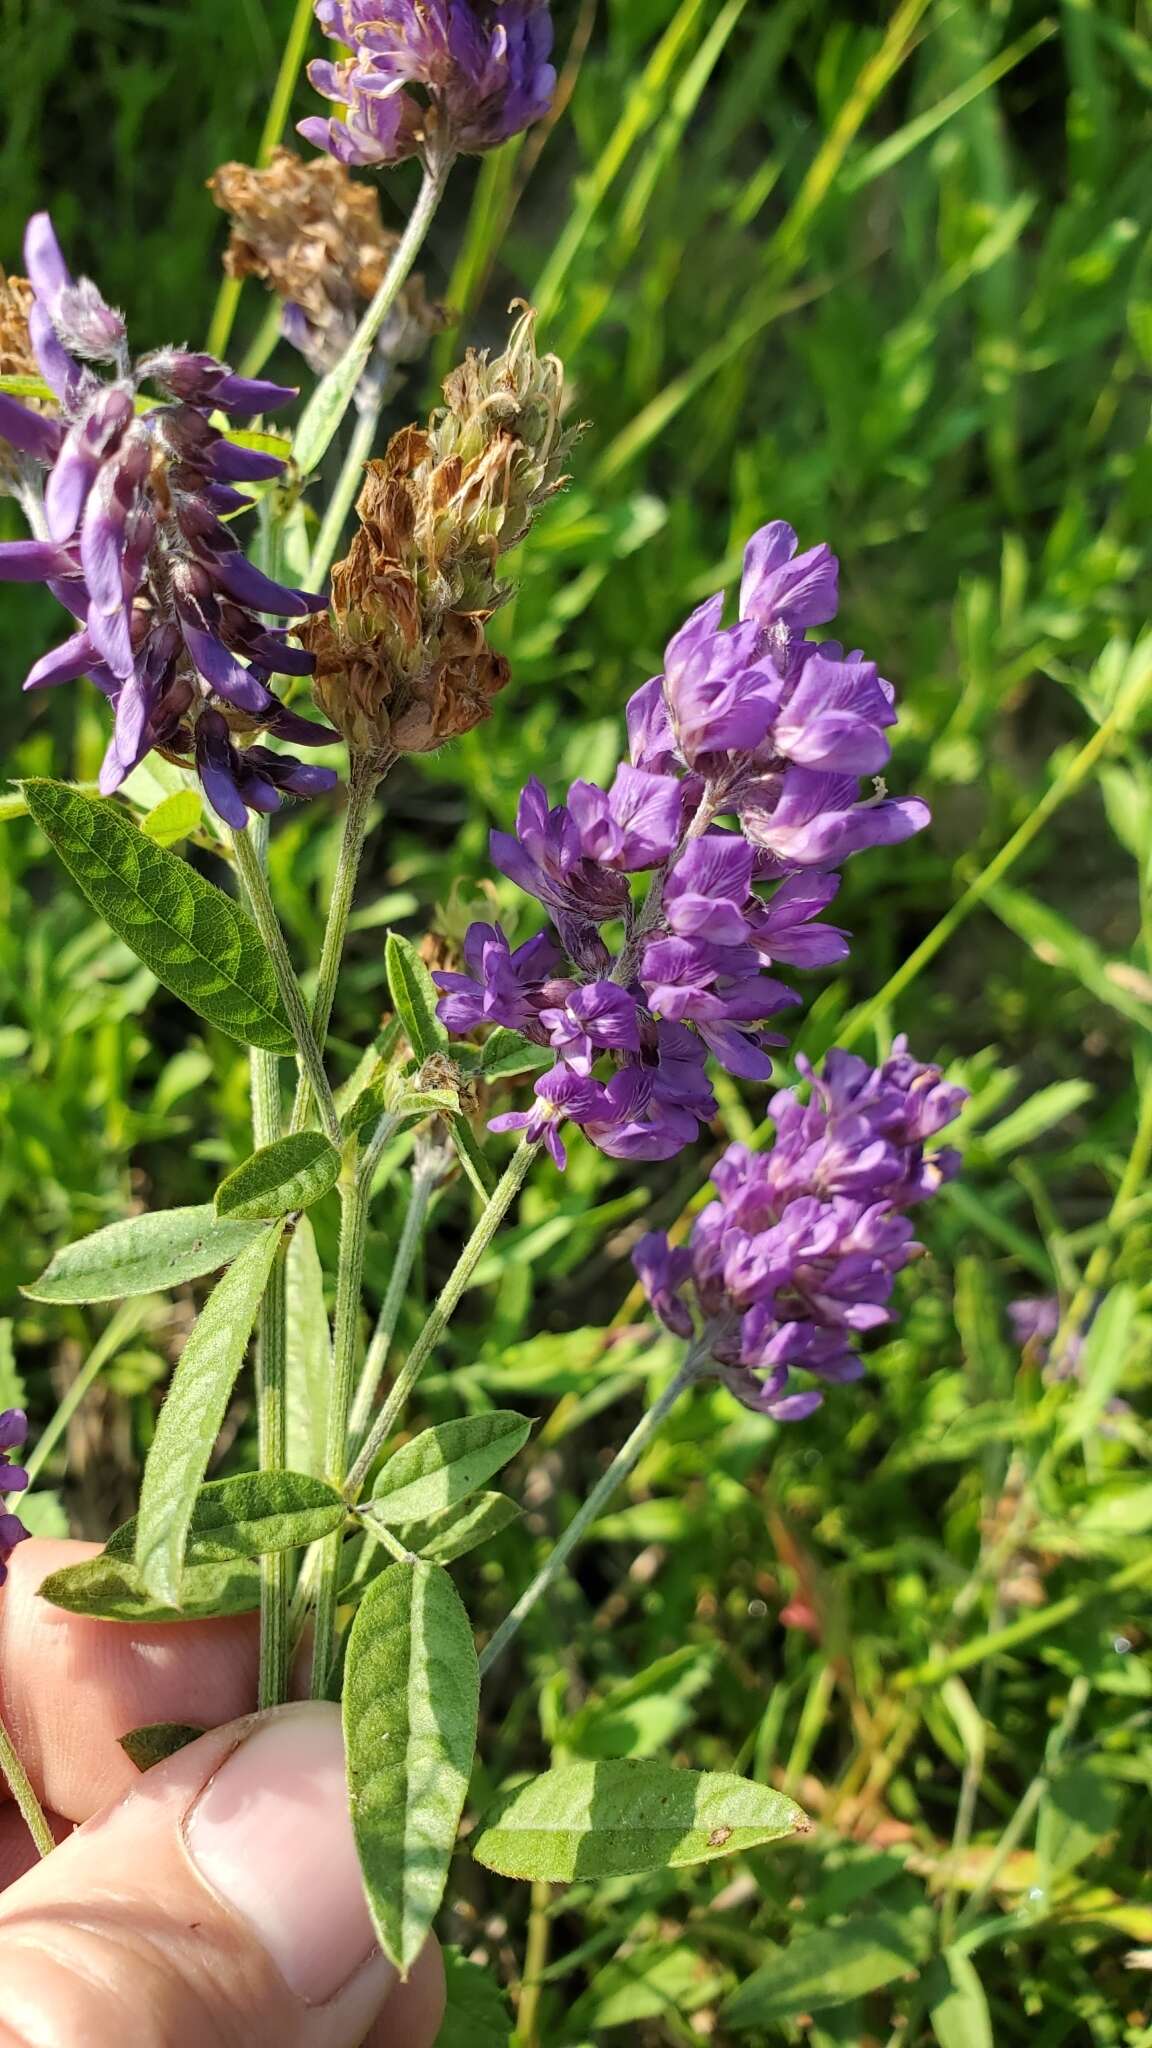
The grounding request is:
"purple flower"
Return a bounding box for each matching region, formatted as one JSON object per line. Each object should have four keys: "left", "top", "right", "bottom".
{"left": 0, "top": 215, "right": 336, "bottom": 827}
{"left": 742, "top": 768, "right": 929, "bottom": 872}
{"left": 568, "top": 764, "right": 683, "bottom": 871}
{"left": 539, "top": 980, "right": 641, "bottom": 1075}
{"left": 0, "top": 1410, "right": 30, "bottom": 1586}
{"left": 433, "top": 922, "right": 565, "bottom": 1036}
{"left": 739, "top": 520, "right": 839, "bottom": 634}
{"left": 300, "top": 0, "right": 556, "bottom": 169}
{"left": 633, "top": 1044, "right": 966, "bottom": 1422}
{"left": 664, "top": 835, "right": 755, "bottom": 944}
{"left": 491, "top": 778, "right": 630, "bottom": 928}
{"left": 489, "top": 1062, "right": 610, "bottom": 1170}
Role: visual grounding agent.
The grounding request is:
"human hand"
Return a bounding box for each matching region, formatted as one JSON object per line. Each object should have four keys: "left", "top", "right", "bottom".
{"left": 0, "top": 1539, "right": 445, "bottom": 2048}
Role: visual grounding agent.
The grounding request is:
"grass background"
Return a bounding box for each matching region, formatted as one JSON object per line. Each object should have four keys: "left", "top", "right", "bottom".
{"left": 2, "top": 0, "right": 1152, "bottom": 2040}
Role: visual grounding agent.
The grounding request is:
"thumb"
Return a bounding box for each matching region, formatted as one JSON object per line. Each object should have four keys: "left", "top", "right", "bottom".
{"left": 0, "top": 1703, "right": 444, "bottom": 2048}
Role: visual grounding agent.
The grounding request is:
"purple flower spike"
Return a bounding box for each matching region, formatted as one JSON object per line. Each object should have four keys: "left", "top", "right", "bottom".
{"left": 301, "top": 0, "right": 556, "bottom": 169}
{"left": 437, "top": 511, "right": 932, "bottom": 1169}
{"left": 3, "top": 214, "right": 336, "bottom": 824}
{"left": 633, "top": 1044, "right": 965, "bottom": 1422}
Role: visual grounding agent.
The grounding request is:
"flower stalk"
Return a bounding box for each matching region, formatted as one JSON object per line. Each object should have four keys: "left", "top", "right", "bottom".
{"left": 292, "top": 152, "right": 454, "bottom": 478}
{"left": 345, "top": 1138, "right": 539, "bottom": 1499}
{"left": 230, "top": 823, "right": 342, "bottom": 1148}
{"left": 478, "top": 1345, "right": 709, "bottom": 1678}
{"left": 291, "top": 750, "right": 387, "bottom": 1133}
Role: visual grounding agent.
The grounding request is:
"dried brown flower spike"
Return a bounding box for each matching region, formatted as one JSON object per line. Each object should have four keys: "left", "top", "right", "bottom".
{"left": 208, "top": 147, "right": 446, "bottom": 381}
{"left": 300, "top": 305, "right": 579, "bottom": 760}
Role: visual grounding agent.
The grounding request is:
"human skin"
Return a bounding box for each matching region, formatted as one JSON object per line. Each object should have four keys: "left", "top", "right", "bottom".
{"left": 0, "top": 1539, "right": 445, "bottom": 2048}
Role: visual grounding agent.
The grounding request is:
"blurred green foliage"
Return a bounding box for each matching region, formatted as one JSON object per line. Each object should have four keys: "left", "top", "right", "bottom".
{"left": 3, "top": 0, "right": 1152, "bottom": 2040}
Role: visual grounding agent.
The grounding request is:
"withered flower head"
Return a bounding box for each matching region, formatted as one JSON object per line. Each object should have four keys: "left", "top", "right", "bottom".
{"left": 300, "top": 304, "right": 579, "bottom": 760}
{"left": 209, "top": 148, "right": 446, "bottom": 381}
{"left": 0, "top": 269, "right": 49, "bottom": 491}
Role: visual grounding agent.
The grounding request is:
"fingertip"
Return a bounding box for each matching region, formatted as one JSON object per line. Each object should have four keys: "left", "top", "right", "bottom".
{"left": 0, "top": 1538, "right": 259, "bottom": 1822}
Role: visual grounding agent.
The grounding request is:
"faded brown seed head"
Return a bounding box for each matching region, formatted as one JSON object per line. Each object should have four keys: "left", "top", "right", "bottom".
{"left": 208, "top": 148, "right": 446, "bottom": 377}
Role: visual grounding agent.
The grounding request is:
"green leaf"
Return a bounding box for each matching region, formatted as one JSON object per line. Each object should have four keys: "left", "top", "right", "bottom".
{"left": 38, "top": 1548, "right": 259, "bottom": 1623}
{"left": 18, "top": 1492, "right": 69, "bottom": 1540}
{"left": 285, "top": 1217, "right": 332, "bottom": 1479}
{"left": 386, "top": 931, "right": 450, "bottom": 1060}
{"left": 119, "top": 1723, "right": 205, "bottom": 1772}
{"left": 436, "top": 1948, "right": 514, "bottom": 2047}
{"left": 164, "top": 1472, "right": 346, "bottom": 1560}
{"left": 22, "top": 1205, "right": 267, "bottom": 1304}
{"left": 571, "top": 1941, "right": 728, "bottom": 2032}
{"left": 368, "top": 1413, "right": 532, "bottom": 1526}
{"left": 0, "top": 1319, "right": 27, "bottom": 1409}
{"left": 216, "top": 1132, "right": 343, "bottom": 1221}
{"left": 344, "top": 1562, "right": 479, "bottom": 1973}
{"left": 1056, "top": 1285, "right": 1140, "bottom": 1448}
{"left": 980, "top": 1080, "right": 1095, "bottom": 1157}
{"left": 926, "top": 1953, "right": 994, "bottom": 2048}
{"left": 140, "top": 789, "right": 203, "bottom": 848}
{"left": 395, "top": 1492, "right": 522, "bottom": 1565}
{"left": 472, "top": 1760, "right": 808, "bottom": 1882}
{"left": 478, "top": 1029, "right": 553, "bottom": 1081}
{"left": 134, "top": 1224, "right": 286, "bottom": 1607}
{"left": 721, "top": 1914, "right": 925, "bottom": 2027}
{"left": 22, "top": 780, "right": 294, "bottom": 1052}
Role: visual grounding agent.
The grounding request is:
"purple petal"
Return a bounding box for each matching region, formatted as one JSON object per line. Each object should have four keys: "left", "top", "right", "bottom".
{"left": 23, "top": 212, "right": 73, "bottom": 312}
{"left": 0, "top": 392, "right": 62, "bottom": 464}
{"left": 212, "top": 553, "right": 328, "bottom": 617}
{"left": 23, "top": 628, "right": 100, "bottom": 690}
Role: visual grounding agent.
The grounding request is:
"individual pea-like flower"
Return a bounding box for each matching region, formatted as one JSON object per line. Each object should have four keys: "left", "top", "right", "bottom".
{"left": 301, "top": 304, "right": 575, "bottom": 758}
{"left": 0, "top": 1409, "right": 31, "bottom": 1586}
{"left": 0, "top": 214, "right": 338, "bottom": 827}
{"left": 300, "top": 1, "right": 556, "bottom": 171}
{"left": 209, "top": 149, "right": 447, "bottom": 388}
{"left": 434, "top": 517, "right": 926, "bottom": 1166}
{"left": 633, "top": 1042, "right": 967, "bottom": 1421}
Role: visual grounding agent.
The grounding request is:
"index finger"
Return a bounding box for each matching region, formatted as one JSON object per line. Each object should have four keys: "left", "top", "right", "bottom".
{"left": 0, "top": 1539, "right": 259, "bottom": 1823}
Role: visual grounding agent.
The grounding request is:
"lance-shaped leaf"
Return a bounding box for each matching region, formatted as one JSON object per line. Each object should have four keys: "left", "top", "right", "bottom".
{"left": 394, "top": 1492, "right": 522, "bottom": 1566}
{"left": 23, "top": 779, "right": 294, "bottom": 1052}
{"left": 368, "top": 1413, "right": 532, "bottom": 1527}
{"left": 216, "top": 1132, "right": 343, "bottom": 1221}
{"left": 140, "top": 789, "right": 202, "bottom": 847}
{"left": 39, "top": 1548, "right": 260, "bottom": 1624}
{"left": 285, "top": 1217, "right": 332, "bottom": 1478}
{"left": 472, "top": 1760, "right": 809, "bottom": 1882}
{"left": 23, "top": 1205, "right": 266, "bottom": 1304}
{"left": 386, "top": 931, "right": 449, "bottom": 1060}
{"left": 162, "top": 1471, "right": 346, "bottom": 1560}
{"left": 135, "top": 1224, "right": 286, "bottom": 1607}
{"left": 344, "top": 1562, "right": 479, "bottom": 1973}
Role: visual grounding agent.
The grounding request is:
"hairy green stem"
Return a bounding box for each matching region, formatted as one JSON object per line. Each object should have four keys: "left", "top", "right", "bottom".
{"left": 0, "top": 1711, "right": 54, "bottom": 1858}
{"left": 310, "top": 1172, "right": 371, "bottom": 1697}
{"left": 348, "top": 1164, "right": 437, "bottom": 1453}
{"left": 345, "top": 1139, "right": 539, "bottom": 1500}
{"left": 478, "top": 1348, "right": 706, "bottom": 1679}
{"left": 307, "top": 393, "right": 385, "bottom": 593}
{"left": 293, "top": 151, "right": 454, "bottom": 477}
{"left": 230, "top": 825, "right": 342, "bottom": 1148}
{"left": 206, "top": 0, "right": 318, "bottom": 360}
{"left": 291, "top": 753, "right": 386, "bottom": 1134}
{"left": 239, "top": 814, "right": 292, "bottom": 1708}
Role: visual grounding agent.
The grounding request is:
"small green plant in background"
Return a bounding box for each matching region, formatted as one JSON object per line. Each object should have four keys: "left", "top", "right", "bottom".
{"left": 2, "top": 2, "right": 1151, "bottom": 2044}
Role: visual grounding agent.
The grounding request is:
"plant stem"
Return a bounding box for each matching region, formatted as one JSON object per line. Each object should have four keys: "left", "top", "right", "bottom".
{"left": 307, "top": 391, "right": 385, "bottom": 593}
{"left": 348, "top": 1164, "right": 436, "bottom": 1454}
{"left": 291, "top": 752, "right": 385, "bottom": 1134}
{"left": 477, "top": 1348, "right": 705, "bottom": 1679}
{"left": 206, "top": 0, "right": 318, "bottom": 360}
{"left": 0, "top": 1711, "right": 54, "bottom": 1858}
{"left": 21, "top": 1299, "right": 150, "bottom": 1491}
{"left": 310, "top": 1171, "right": 371, "bottom": 1697}
{"left": 293, "top": 151, "right": 454, "bottom": 477}
{"left": 345, "top": 1139, "right": 539, "bottom": 1500}
{"left": 243, "top": 813, "right": 293, "bottom": 1709}
{"left": 230, "top": 823, "right": 342, "bottom": 1149}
